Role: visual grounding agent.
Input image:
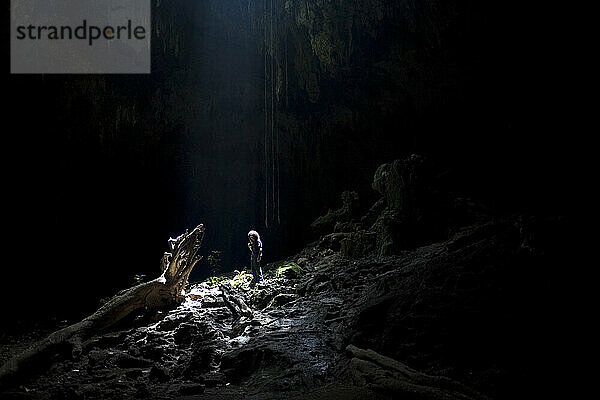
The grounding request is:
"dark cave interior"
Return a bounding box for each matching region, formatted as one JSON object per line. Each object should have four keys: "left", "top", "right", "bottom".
{"left": 0, "top": 1, "right": 580, "bottom": 398}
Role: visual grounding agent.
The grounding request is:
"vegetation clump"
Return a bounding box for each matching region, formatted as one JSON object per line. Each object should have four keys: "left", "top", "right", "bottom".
{"left": 132, "top": 274, "right": 147, "bottom": 285}
{"left": 204, "top": 269, "right": 253, "bottom": 289}
{"left": 273, "top": 262, "right": 304, "bottom": 279}
{"left": 207, "top": 250, "right": 223, "bottom": 276}
{"left": 204, "top": 275, "right": 230, "bottom": 288}
{"left": 231, "top": 270, "right": 254, "bottom": 288}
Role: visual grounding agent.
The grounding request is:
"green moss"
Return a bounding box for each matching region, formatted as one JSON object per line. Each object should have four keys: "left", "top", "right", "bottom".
{"left": 310, "top": 30, "right": 334, "bottom": 68}
{"left": 204, "top": 275, "right": 230, "bottom": 288}
{"left": 274, "top": 262, "right": 304, "bottom": 278}
{"left": 231, "top": 271, "right": 254, "bottom": 288}
{"left": 204, "top": 270, "right": 254, "bottom": 289}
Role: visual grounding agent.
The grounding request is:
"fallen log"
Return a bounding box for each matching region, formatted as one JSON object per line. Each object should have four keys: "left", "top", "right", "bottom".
{"left": 0, "top": 224, "right": 205, "bottom": 389}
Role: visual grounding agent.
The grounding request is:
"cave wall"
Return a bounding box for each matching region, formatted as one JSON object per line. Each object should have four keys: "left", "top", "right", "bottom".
{"left": 2, "top": 1, "right": 197, "bottom": 320}
{"left": 230, "top": 0, "right": 573, "bottom": 263}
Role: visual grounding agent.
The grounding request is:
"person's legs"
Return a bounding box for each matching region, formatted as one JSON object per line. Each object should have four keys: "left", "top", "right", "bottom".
{"left": 258, "top": 264, "right": 263, "bottom": 282}
{"left": 250, "top": 256, "right": 259, "bottom": 284}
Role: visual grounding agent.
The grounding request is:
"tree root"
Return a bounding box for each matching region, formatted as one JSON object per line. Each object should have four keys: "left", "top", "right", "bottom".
{"left": 220, "top": 282, "right": 253, "bottom": 319}
{"left": 0, "top": 224, "right": 205, "bottom": 389}
{"left": 346, "top": 345, "right": 490, "bottom": 400}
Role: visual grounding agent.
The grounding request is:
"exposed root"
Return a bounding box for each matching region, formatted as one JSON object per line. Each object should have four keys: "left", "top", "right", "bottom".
{"left": 346, "top": 345, "right": 490, "bottom": 400}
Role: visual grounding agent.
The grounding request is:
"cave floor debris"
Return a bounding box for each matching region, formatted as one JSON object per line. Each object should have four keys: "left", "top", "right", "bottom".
{"left": 1, "top": 217, "right": 552, "bottom": 399}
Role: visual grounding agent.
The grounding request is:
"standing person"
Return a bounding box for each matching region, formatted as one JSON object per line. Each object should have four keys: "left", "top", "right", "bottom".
{"left": 247, "top": 230, "right": 263, "bottom": 286}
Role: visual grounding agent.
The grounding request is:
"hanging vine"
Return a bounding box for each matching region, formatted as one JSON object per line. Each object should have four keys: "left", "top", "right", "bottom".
{"left": 264, "top": 0, "right": 282, "bottom": 227}
{"left": 271, "top": 0, "right": 275, "bottom": 224}
{"left": 264, "top": 0, "right": 269, "bottom": 228}
{"left": 275, "top": 0, "right": 281, "bottom": 225}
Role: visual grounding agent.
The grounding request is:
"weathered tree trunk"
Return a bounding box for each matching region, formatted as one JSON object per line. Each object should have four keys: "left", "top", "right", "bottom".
{"left": 346, "top": 345, "right": 490, "bottom": 400}
{"left": 0, "top": 224, "right": 205, "bottom": 388}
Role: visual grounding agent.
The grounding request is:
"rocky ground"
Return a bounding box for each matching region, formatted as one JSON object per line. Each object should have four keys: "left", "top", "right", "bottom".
{"left": 0, "top": 157, "right": 570, "bottom": 399}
